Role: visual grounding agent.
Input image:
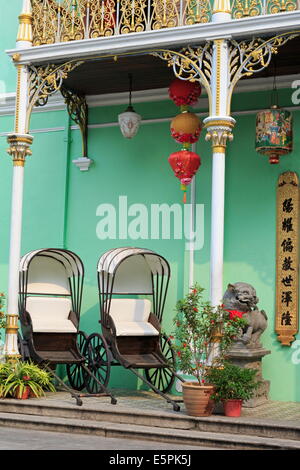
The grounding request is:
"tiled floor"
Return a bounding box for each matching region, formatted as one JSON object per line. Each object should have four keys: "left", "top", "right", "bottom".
{"left": 30, "top": 388, "right": 300, "bottom": 422}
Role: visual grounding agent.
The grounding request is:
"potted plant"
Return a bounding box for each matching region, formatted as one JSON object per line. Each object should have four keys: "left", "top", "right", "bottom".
{"left": 0, "top": 361, "right": 56, "bottom": 399}
{"left": 173, "top": 284, "right": 248, "bottom": 417}
{"left": 0, "top": 363, "right": 14, "bottom": 398}
{"left": 205, "top": 362, "right": 260, "bottom": 417}
{"left": 21, "top": 361, "right": 56, "bottom": 397}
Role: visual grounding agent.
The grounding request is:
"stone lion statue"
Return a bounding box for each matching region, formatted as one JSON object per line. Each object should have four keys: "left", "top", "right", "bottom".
{"left": 222, "top": 282, "right": 268, "bottom": 349}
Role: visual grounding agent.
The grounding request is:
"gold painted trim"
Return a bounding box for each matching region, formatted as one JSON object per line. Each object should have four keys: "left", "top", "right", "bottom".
{"left": 13, "top": 160, "right": 26, "bottom": 167}
{"left": 9, "top": 136, "right": 33, "bottom": 145}
{"left": 6, "top": 328, "right": 19, "bottom": 334}
{"left": 215, "top": 39, "right": 223, "bottom": 116}
{"left": 227, "top": 31, "right": 300, "bottom": 116}
{"left": 19, "top": 13, "right": 32, "bottom": 24}
{"left": 212, "top": 145, "right": 226, "bottom": 153}
{"left": 25, "top": 47, "right": 214, "bottom": 132}
{"left": 204, "top": 119, "right": 235, "bottom": 129}
{"left": 5, "top": 355, "right": 22, "bottom": 361}
{"left": 12, "top": 54, "right": 21, "bottom": 63}
{"left": 151, "top": 48, "right": 213, "bottom": 116}
{"left": 15, "top": 65, "right": 22, "bottom": 134}
{"left": 213, "top": 8, "right": 231, "bottom": 12}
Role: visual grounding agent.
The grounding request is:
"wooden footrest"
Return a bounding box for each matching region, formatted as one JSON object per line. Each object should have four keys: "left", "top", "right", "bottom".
{"left": 122, "top": 353, "right": 166, "bottom": 368}
{"left": 37, "top": 350, "right": 84, "bottom": 364}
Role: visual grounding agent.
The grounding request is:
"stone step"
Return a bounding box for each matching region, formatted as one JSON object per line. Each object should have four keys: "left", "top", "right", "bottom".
{"left": 0, "top": 411, "right": 299, "bottom": 450}
{"left": 0, "top": 398, "right": 299, "bottom": 442}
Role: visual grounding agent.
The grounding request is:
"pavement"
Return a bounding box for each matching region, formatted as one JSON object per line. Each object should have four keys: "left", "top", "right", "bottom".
{"left": 0, "top": 426, "right": 215, "bottom": 450}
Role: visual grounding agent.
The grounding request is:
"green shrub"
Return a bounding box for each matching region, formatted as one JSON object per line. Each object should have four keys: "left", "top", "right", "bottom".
{"left": 205, "top": 362, "right": 260, "bottom": 402}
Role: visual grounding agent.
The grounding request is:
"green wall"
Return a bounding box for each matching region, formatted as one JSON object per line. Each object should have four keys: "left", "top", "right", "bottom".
{"left": 0, "top": 1, "right": 21, "bottom": 92}
{"left": 1, "top": 1, "right": 300, "bottom": 399}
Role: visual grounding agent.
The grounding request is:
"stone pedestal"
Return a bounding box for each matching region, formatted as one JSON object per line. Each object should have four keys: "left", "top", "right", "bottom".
{"left": 227, "top": 343, "right": 271, "bottom": 408}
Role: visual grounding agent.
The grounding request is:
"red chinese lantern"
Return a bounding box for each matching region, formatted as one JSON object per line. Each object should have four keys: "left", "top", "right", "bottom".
{"left": 169, "top": 79, "right": 202, "bottom": 107}
{"left": 171, "top": 112, "right": 202, "bottom": 144}
{"left": 168, "top": 150, "right": 201, "bottom": 203}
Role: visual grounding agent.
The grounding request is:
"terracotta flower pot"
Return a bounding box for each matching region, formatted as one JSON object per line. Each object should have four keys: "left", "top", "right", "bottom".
{"left": 15, "top": 386, "right": 30, "bottom": 400}
{"left": 223, "top": 399, "right": 243, "bottom": 417}
{"left": 29, "top": 389, "right": 38, "bottom": 398}
{"left": 182, "top": 382, "right": 215, "bottom": 417}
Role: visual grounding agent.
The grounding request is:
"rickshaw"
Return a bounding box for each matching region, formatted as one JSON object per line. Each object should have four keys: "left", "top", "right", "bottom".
{"left": 18, "top": 248, "right": 117, "bottom": 406}
{"left": 83, "top": 247, "right": 184, "bottom": 411}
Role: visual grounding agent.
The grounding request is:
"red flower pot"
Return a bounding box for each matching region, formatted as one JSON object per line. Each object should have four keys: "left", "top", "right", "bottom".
{"left": 223, "top": 399, "right": 243, "bottom": 417}
{"left": 15, "top": 386, "right": 30, "bottom": 400}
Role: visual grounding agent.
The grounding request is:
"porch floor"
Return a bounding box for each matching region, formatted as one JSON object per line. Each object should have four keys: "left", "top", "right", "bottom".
{"left": 26, "top": 388, "right": 300, "bottom": 422}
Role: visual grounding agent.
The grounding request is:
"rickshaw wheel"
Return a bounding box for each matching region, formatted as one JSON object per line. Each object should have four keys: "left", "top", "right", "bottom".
{"left": 84, "top": 333, "right": 111, "bottom": 394}
{"left": 66, "top": 330, "right": 89, "bottom": 391}
{"left": 145, "top": 333, "right": 176, "bottom": 393}
{"left": 17, "top": 332, "right": 29, "bottom": 361}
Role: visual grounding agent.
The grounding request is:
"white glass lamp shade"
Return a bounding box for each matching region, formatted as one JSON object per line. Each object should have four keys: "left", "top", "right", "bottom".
{"left": 118, "top": 107, "right": 141, "bottom": 139}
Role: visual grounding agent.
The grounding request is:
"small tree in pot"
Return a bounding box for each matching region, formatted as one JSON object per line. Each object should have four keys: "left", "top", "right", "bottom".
{"left": 173, "top": 284, "right": 247, "bottom": 417}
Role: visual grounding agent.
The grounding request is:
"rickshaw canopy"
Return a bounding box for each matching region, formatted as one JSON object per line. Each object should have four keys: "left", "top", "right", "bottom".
{"left": 97, "top": 247, "right": 170, "bottom": 295}
{"left": 20, "top": 248, "right": 84, "bottom": 296}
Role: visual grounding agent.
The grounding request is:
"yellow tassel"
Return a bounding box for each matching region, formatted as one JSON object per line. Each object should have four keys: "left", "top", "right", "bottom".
{"left": 181, "top": 184, "right": 187, "bottom": 204}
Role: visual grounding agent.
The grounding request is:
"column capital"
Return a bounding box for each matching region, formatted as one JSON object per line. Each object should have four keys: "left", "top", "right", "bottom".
{"left": 7, "top": 134, "right": 33, "bottom": 167}
{"left": 204, "top": 117, "right": 235, "bottom": 152}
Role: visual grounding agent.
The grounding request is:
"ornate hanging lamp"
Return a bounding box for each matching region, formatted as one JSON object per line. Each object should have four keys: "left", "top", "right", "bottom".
{"left": 168, "top": 79, "right": 202, "bottom": 202}
{"left": 255, "top": 72, "right": 293, "bottom": 164}
{"left": 171, "top": 111, "right": 202, "bottom": 144}
{"left": 169, "top": 78, "right": 202, "bottom": 107}
{"left": 168, "top": 149, "right": 201, "bottom": 203}
{"left": 118, "top": 74, "right": 141, "bottom": 139}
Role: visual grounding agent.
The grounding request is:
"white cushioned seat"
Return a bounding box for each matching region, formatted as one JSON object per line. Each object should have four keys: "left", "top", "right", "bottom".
{"left": 26, "top": 296, "right": 77, "bottom": 333}
{"left": 108, "top": 299, "right": 159, "bottom": 337}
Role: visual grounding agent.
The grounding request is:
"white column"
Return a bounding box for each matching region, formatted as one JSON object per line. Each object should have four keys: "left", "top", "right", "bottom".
{"left": 210, "top": 150, "right": 225, "bottom": 305}
{"left": 203, "top": 0, "right": 235, "bottom": 306}
{"left": 3, "top": 0, "right": 33, "bottom": 360}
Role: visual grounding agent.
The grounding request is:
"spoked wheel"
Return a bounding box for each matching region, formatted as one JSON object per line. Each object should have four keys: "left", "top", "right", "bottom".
{"left": 66, "top": 331, "right": 89, "bottom": 391}
{"left": 85, "top": 333, "right": 111, "bottom": 394}
{"left": 145, "top": 333, "right": 176, "bottom": 393}
{"left": 17, "top": 332, "right": 29, "bottom": 361}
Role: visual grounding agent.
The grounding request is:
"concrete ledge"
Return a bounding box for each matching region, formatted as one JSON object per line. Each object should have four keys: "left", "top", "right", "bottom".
{"left": 0, "top": 412, "right": 299, "bottom": 450}
{"left": 0, "top": 397, "right": 299, "bottom": 442}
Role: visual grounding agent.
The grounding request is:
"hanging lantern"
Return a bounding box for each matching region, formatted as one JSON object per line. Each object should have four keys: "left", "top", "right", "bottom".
{"left": 118, "top": 73, "right": 141, "bottom": 139}
{"left": 256, "top": 105, "right": 293, "bottom": 164}
{"left": 171, "top": 112, "right": 202, "bottom": 144}
{"left": 168, "top": 150, "right": 201, "bottom": 202}
{"left": 169, "top": 79, "right": 202, "bottom": 107}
